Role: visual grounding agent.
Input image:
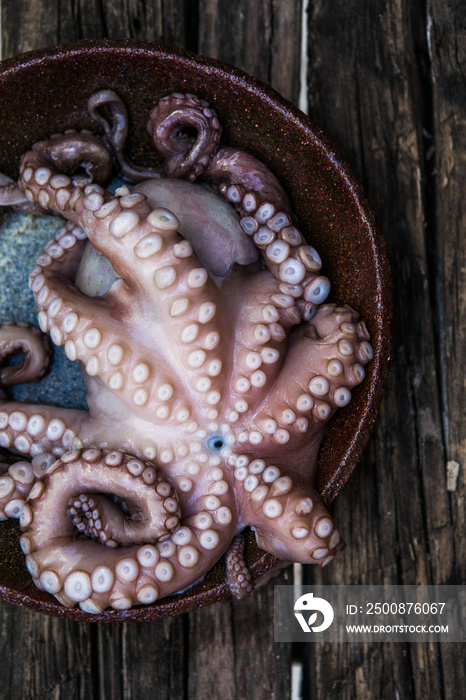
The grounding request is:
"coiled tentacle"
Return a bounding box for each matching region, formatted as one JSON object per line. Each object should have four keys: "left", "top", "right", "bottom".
{"left": 21, "top": 448, "right": 237, "bottom": 613}
{"left": 87, "top": 89, "right": 163, "bottom": 183}
{"left": 0, "top": 323, "right": 51, "bottom": 386}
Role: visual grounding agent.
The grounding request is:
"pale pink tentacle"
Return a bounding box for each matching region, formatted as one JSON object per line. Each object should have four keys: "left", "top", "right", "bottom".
{"left": 0, "top": 322, "right": 51, "bottom": 386}
{"left": 21, "top": 448, "right": 238, "bottom": 612}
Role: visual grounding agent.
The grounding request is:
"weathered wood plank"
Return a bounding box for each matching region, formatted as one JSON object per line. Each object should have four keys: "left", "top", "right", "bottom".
{"left": 187, "top": 576, "right": 292, "bottom": 700}
{"left": 302, "top": 0, "right": 464, "bottom": 698}
{"left": 0, "top": 601, "right": 93, "bottom": 699}
{"left": 0, "top": 0, "right": 187, "bottom": 59}
{"left": 428, "top": 3, "right": 466, "bottom": 699}
{"left": 94, "top": 616, "right": 188, "bottom": 700}
{"left": 198, "top": 0, "right": 303, "bottom": 104}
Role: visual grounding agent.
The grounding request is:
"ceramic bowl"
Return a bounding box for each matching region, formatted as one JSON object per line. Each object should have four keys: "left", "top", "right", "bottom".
{"left": 0, "top": 39, "right": 391, "bottom": 621}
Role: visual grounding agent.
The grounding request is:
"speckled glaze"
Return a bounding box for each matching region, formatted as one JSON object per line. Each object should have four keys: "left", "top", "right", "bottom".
{"left": 0, "top": 39, "right": 391, "bottom": 621}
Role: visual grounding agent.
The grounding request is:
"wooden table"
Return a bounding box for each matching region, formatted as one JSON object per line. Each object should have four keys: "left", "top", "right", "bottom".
{"left": 0, "top": 1, "right": 464, "bottom": 698}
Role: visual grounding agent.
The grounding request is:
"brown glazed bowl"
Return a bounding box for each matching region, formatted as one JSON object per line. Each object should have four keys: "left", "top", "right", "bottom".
{"left": 0, "top": 39, "right": 392, "bottom": 621}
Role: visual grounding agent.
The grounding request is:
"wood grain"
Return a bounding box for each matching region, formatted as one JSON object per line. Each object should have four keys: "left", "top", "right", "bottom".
{"left": 198, "top": 0, "right": 303, "bottom": 104}
{"left": 302, "top": 1, "right": 465, "bottom": 698}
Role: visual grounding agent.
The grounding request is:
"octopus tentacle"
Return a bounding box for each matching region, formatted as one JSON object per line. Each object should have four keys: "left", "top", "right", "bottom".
{"left": 147, "top": 94, "right": 326, "bottom": 327}
{"left": 87, "top": 89, "right": 163, "bottom": 183}
{"left": 20, "top": 147, "right": 231, "bottom": 423}
{"left": 249, "top": 304, "right": 371, "bottom": 453}
{"left": 0, "top": 459, "right": 35, "bottom": 520}
{"left": 0, "top": 452, "right": 57, "bottom": 520}
{"left": 24, "top": 131, "right": 113, "bottom": 193}
{"left": 220, "top": 270, "right": 289, "bottom": 424}
{"left": 0, "top": 173, "right": 29, "bottom": 208}
{"left": 229, "top": 453, "right": 344, "bottom": 566}
{"left": 0, "top": 401, "right": 87, "bottom": 457}
{"left": 225, "top": 532, "right": 254, "bottom": 600}
{"left": 41, "top": 449, "right": 180, "bottom": 547}
{"left": 28, "top": 223, "right": 192, "bottom": 424}
{"left": 147, "top": 93, "right": 222, "bottom": 181}
{"left": 21, "top": 448, "right": 237, "bottom": 612}
{"left": 0, "top": 322, "right": 51, "bottom": 386}
{"left": 208, "top": 153, "right": 328, "bottom": 325}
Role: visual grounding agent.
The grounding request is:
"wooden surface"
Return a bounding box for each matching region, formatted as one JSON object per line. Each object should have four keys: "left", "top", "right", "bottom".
{"left": 0, "top": 1, "right": 465, "bottom": 698}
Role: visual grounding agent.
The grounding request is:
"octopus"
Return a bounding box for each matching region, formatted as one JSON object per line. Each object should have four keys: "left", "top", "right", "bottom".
{"left": 0, "top": 91, "right": 373, "bottom": 613}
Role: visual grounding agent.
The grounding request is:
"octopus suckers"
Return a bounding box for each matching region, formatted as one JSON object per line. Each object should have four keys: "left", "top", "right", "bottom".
{"left": 315, "top": 403, "right": 331, "bottom": 420}
{"left": 198, "top": 302, "right": 216, "bottom": 323}
{"left": 109, "top": 211, "right": 140, "bottom": 238}
{"left": 137, "top": 584, "right": 159, "bottom": 604}
{"left": 0, "top": 477, "right": 14, "bottom": 499}
{"left": 181, "top": 323, "right": 199, "bottom": 344}
{"left": 109, "top": 372, "right": 123, "bottom": 390}
{"left": 133, "top": 363, "right": 150, "bottom": 383}
{"left": 83, "top": 193, "right": 104, "bottom": 211}
{"left": 315, "top": 517, "right": 333, "bottom": 538}
{"left": 34, "top": 167, "right": 52, "bottom": 186}
{"left": 116, "top": 558, "right": 139, "bottom": 582}
{"left": 64, "top": 571, "right": 92, "bottom": 602}
{"left": 46, "top": 419, "right": 66, "bottom": 440}
{"left": 85, "top": 356, "right": 100, "bottom": 376}
{"left": 296, "top": 498, "right": 313, "bottom": 516}
{"left": 91, "top": 566, "right": 115, "bottom": 592}
{"left": 64, "top": 340, "right": 77, "bottom": 361}
{"left": 83, "top": 328, "right": 102, "bottom": 348}
{"left": 304, "top": 276, "right": 331, "bottom": 304}
{"left": 39, "top": 570, "right": 61, "bottom": 593}
{"left": 266, "top": 240, "right": 290, "bottom": 264}
{"left": 308, "top": 376, "right": 330, "bottom": 397}
{"left": 203, "top": 332, "right": 220, "bottom": 350}
{"left": 338, "top": 339, "right": 354, "bottom": 356}
{"left": 172, "top": 526, "right": 192, "bottom": 545}
{"left": 251, "top": 370, "right": 266, "bottom": 387}
{"left": 178, "top": 545, "right": 199, "bottom": 567}
{"left": 244, "top": 475, "right": 259, "bottom": 492}
{"left": 155, "top": 266, "right": 177, "bottom": 289}
{"left": 359, "top": 341, "right": 374, "bottom": 360}
{"left": 147, "top": 208, "right": 179, "bottom": 231}
{"left": 311, "top": 547, "right": 329, "bottom": 560}
{"left": 263, "top": 499, "right": 283, "bottom": 519}
{"left": 170, "top": 297, "right": 190, "bottom": 317}
{"left": 253, "top": 325, "right": 271, "bottom": 344}
{"left": 9, "top": 411, "right": 27, "bottom": 431}
{"left": 155, "top": 561, "right": 174, "bottom": 582}
{"left": 173, "top": 241, "right": 193, "bottom": 258}
{"left": 292, "top": 526, "right": 310, "bottom": 540}
{"left": 120, "top": 193, "right": 146, "bottom": 208}
{"left": 334, "top": 387, "right": 352, "bottom": 407}
{"left": 107, "top": 343, "right": 124, "bottom": 365}
{"left": 95, "top": 198, "right": 119, "bottom": 219}
{"left": 134, "top": 233, "right": 163, "bottom": 258}
{"left": 63, "top": 312, "right": 79, "bottom": 332}
{"left": 199, "top": 530, "right": 219, "bottom": 550}
{"left": 187, "top": 268, "right": 208, "bottom": 289}
{"left": 188, "top": 350, "right": 206, "bottom": 368}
